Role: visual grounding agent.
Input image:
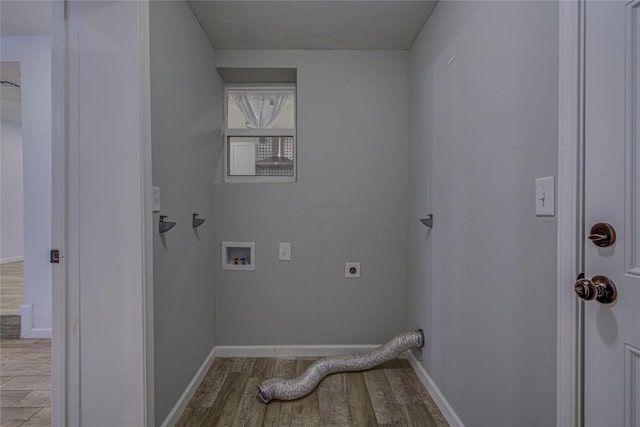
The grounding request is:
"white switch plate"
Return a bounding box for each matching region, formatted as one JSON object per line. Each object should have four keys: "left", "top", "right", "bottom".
{"left": 152, "top": 186, "right": 161, "bottom": 212}
{"left": 279, "top": 243, "right": 291, "bottom": 261}
{"left": 345, "top": 262, "right": 361, "bottom": 278}
{"left": 535, "top": 176, "right": 555, "bottom": 216}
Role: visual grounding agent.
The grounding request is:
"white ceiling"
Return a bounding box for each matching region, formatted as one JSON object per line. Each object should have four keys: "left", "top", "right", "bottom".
{"left": 187, "top": 1, "right": 438, "bottom": 50}
{"left": 0, "top": 0, "right": 51, "bottom": 36}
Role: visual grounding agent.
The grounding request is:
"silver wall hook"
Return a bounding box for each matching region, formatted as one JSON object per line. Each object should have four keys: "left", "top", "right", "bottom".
{"left": 420, "top": 214, "right": 433, "bottom": 228}
{"left": 159, "top": 215, "right": 176, "bottom": 234}
{"left": 192, "top": 213, "right": 205, "bottom": 229}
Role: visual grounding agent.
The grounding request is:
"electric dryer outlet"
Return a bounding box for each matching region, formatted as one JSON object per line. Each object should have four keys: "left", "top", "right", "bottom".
{"left": 345, "top": 262, "right": 360, "bottom": 278}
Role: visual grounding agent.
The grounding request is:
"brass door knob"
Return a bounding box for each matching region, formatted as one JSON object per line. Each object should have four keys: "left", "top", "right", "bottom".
{"left": 574, "top": 275, "right": 617, "bottom": 304}
{"left": 588, "top": 223, "right": 616, "bottom": 247}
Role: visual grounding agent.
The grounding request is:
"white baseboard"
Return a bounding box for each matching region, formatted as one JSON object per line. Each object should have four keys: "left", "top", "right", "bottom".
{"left": 214, "top": 344, "right": 379, "bottom": 358}
{"left": 19, "top": 304, "right": 52, "bottom": 339}
{"left": 160, "top": 346, "right": 217, "bottom": 427}
{"left": 407, "top": 353, "right": 465, "bottom": 427}
{"left": 23, "top": 328, "right": 52, "bottom": 339}
{"left": 0, "top": 256, "right": 23, "bottom": 264}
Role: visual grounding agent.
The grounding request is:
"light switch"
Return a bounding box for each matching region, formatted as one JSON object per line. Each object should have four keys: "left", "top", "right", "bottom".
{"left": 153, "top": 186, "right": 161, "bottom": 212}
{"left": 535, "top": 176, "right": 555, "bottom": 216}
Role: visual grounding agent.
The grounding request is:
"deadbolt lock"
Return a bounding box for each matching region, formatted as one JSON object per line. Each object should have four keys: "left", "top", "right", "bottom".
{"left": 574, "top": 275, "right": 617, "bottom": 304}
{"left": 588, "top": 223, "right": 616, "bottom": 247}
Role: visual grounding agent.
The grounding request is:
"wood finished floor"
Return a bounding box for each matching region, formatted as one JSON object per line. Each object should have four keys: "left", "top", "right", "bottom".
{"left": 177, "top": 357, "right": 448, "bottom": 427}
{"left": 0, "top": 339, "right": 52, "bottom": 427}
{"left": 0, "top": 262, "right": 23, "bottom": 316}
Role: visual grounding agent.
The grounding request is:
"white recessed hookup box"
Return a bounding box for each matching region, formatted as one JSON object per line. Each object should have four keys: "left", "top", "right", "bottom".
{"left": 221, "top": 242, "right": 255, "bottom": 271}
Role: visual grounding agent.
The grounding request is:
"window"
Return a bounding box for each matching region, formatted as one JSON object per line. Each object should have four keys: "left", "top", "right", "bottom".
{"left": 224, "top": 85, "right": 296, "bottom": 182}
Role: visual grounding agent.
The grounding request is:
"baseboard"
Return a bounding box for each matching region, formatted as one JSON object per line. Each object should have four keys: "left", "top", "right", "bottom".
{"left": 160, "top": 346, "right": 217, "bottom": 427}
{"left": 214, "top": 344, "right": 379, "bottom": 358}
{"left": 19, "top": 304, "right": 52, "bottom": 339}
{"left": 407, "top": 353, "right": 465, "bottom": 427}
{"left": 23, "top": 328, "right": 52, "bottom": 339}
{"left": 0, "top": 256, "right": 23, "bottom": 264}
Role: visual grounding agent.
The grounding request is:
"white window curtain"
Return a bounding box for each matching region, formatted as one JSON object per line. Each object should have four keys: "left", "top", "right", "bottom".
{"left": 230, "top": 92, "right": 291, "bottom": 129}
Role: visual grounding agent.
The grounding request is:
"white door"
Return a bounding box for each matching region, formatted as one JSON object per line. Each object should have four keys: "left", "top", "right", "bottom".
{"left": 583, "top": 1, "right": 640, "bottom": 426}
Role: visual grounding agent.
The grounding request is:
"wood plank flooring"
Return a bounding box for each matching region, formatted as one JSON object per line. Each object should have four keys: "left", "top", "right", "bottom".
{"left": 0, "top": 339, "right": 52, "bottom": 427}
{"left": 0, "top": 262, "right": 23, "bottom": 316}
{"left": 177, "top": 357, "right": 448, "bottom": 427}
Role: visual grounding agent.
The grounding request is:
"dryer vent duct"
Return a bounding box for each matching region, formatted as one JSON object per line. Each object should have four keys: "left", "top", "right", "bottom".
{"left": 257, "top": 329, "right": 424, "bottom": 403}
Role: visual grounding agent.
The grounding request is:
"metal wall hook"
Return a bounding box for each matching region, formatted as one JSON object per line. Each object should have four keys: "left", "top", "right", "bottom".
{"left": 420, "top": 214, "right": 433, "bottom": 228}
{"left": 159, "top": 215, "right": 176, "bottom": 234}
{"left": 192, "top": 213, "right": 205, "bottom": 229}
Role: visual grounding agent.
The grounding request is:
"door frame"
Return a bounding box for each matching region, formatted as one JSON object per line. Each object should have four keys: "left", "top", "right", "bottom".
{"left": 49, "top": 1, "right": 586, "bottom": 425}
{"left": 50, "top": 1, "right": 155, "bottom": 425}
{"left": 557, "top": 1, "right": 586, "bottom": 426}
{"left": 139, "top": 1, "right": 155, "bottom": 424}
{"left": 51, "top": 1, "right": 73, "bottom": 425}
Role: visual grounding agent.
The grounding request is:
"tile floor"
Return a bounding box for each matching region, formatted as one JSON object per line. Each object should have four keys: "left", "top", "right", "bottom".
{"left": 0, "top": 339, "right": 51, "bottom": 427}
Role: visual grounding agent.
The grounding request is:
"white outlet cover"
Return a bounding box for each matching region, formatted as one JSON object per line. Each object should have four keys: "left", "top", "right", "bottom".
{"left": 279, "top": 242, "right": 291, "bottom": 261}
{"left": 345, "top": 262, "right": 360, "bottom": 278}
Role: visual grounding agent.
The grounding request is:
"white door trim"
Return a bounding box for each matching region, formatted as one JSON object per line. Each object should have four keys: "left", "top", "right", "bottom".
{"left": 51, "top": 1, "right": 73, "bottom": 426}
{"left": 557, "top": 1, "right": 585, "bottom": 426}
{"left": 60, "top": 2, "right": 154, "bottom": 424}
{"left": 138, "top": 1, "right": 155, "bottom": 426}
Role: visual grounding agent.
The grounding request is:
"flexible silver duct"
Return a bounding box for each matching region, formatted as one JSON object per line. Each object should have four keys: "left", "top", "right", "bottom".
{"left": 257, "top": 329, "right": 424, "bottom": 403}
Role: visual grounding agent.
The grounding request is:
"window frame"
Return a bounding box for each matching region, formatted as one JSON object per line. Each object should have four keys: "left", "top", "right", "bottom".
{"left": 223, "top": 83, "right": 297, "bottom": 183}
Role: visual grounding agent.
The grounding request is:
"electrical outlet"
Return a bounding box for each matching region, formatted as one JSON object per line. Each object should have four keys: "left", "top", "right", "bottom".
{"left": 345, "top": 262, "right": 360, "bottom": 278}
{"left": 279, "top": 243, "right": 291, "bottom": 261}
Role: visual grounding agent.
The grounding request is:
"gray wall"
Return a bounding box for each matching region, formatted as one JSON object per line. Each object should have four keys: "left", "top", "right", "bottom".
{"left": 149, "top": 2, "right": 223, "bottom": 423}
{"left": 407, "top": 2, "right": 558, "bottom": 426}
{"left": 214, "top": 50, "right": 409, "bottom": 345}
{"left": 0, "top": 119, "right": 23, "bottom": 262}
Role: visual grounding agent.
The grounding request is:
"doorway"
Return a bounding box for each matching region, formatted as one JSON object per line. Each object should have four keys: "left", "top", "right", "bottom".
{"left": 0, "top": 57, "right": 52, "bottom": 425}
{"left": 0, "top": 61, "right": 24, "bottom": 339}
{"left": 0, "top": 1, "right": 58, "bottom": 424}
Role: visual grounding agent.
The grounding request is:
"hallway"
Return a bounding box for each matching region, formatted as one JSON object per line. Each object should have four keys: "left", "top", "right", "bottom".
{"left": 0, "top": 262, "right": 51, "bottom": 426}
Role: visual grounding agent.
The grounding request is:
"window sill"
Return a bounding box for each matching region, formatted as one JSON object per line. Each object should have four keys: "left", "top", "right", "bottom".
{"left": 224, "top": 176, "right": 296, "bottom": 184}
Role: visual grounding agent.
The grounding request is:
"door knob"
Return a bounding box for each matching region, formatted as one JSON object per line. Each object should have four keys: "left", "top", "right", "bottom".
{"left": 574, "top": 275, "right": 617, "bottom": 304}
{"left": 588, "top": 222, "right": 616, "bottom": 247}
